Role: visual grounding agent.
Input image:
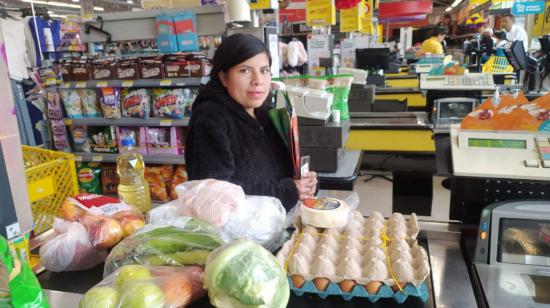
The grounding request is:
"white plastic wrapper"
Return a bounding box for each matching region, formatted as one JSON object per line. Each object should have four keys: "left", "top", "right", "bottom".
{"left": 39, "top": 218, "right": 108, "bottom": 272}
{"left": 148, "top": 179, "right": 287, "bottom": 251}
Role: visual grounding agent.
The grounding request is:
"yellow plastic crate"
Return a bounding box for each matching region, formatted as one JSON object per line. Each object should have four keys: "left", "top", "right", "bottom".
{"left": 482, "top": 56, "right": 513, "bottom": 73}
{"left": 22, "top": 146, "right": 79, "bottom": 234}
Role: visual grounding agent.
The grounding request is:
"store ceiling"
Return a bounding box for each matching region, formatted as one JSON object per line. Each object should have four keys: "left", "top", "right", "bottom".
{"left": 6, "top": 0, "right": 141, "bottom": 15}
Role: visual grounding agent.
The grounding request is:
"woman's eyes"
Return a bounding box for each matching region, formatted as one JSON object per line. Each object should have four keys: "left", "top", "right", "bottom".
{"left": 238, "top": 68, "right": 271, "bottom": 74}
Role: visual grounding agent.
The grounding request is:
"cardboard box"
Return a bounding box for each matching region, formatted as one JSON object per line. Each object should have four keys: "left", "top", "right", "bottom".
{"left": 146, "top": 127, "right": 184, "bottom": 155}
{"left": 298, "top": 119, "right": 350, "bottom": 148}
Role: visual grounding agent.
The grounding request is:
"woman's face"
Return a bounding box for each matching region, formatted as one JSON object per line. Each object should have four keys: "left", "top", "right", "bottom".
{"left": 219, "top": 52, "right": 271, "bottom": 115}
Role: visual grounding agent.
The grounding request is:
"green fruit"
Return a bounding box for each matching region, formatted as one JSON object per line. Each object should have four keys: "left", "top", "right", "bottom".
{"left": 119, "top": 283, "right": 165, "bottom": 308}
{"left": 80, "top": 286, "right": 119, "bottom": 308}
{"left": 115, "top": 265, "right": 151, "bottom": 290}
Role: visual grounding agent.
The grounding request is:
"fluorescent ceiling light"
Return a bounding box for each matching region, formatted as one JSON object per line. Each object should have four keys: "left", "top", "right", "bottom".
{"left": 451, "top": 0, "right": 463, "bottom": 8}
{"left": 127, "top": 0, "right": 133, "bottom": 3}
{"left": 50, "top": 13, "right": 66, "bottom": 18}
{"left": 72, "top": 0, "right": 79, "bottom": 2}
{"left": 445, "top": 7, "right": 452, "bottom": 12}
{"left": 94, "top": 7, "right": 104, "bottom": 11}
{"left": 21, "top": 0, "right": 81, "bottom": 9}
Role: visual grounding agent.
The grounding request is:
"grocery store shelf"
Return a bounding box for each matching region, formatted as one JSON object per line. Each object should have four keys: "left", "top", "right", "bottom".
{"left": 52, "top": 77, "right": 208, "bottom": 89}
{"left": 73, "top": 153, "right": 185, "bottom": 164}
{"left": 64, "top": 118, "right": 189, "bottom": 127}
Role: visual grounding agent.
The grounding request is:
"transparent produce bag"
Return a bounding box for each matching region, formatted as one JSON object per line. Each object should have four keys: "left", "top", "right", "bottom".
{"left": 204, "top": 240, "right": 290, "bottom": 308}
{"left": 148, "top": 179, "right": 288, "bottom": 251}
{"left": 39, "top": 218, "right": 108, "bottom": 272}
{"left": 104, "top": 217, "right": 225, "bottom": 276}
{"left": 80, "top": 265, "right": 206, "bottom": 308}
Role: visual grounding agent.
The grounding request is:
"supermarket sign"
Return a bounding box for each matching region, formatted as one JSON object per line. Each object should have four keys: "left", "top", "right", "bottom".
{"left": 512, "top": 1, "right": 545, "bottom": 15}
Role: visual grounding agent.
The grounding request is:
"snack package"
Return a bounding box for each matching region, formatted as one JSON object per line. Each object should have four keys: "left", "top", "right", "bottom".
{"left": 170, "top": 165, "right": 188, "bottom": 200}
{"left": 80, "top": 265, "right": 206, "bottom": 308}
{"left": 59, "top": 194, "right": 146, "bottom": 247}
{"left": 99, "top": 87, "right": 121, "bottom": 119}
{"left": 39, "top": 218, "right": 108, "bottom": 272}
{"left": 0, "top": 236, "right": 50, "bottom": 308}
{"left": 104, "top": 217, "right": 225, "bottom": 276}
{"left": 121, "top": 88, "right": 151, "bottom": 118}
{"left": 46, "top": 90, "right": 63, "bottom": 119}
{"left": 115, "top": 127, "right": 147, "bottom": 154}
{"left": 101, "top": 164, "right": 119, "bottom": 194}
{"left": 461, "top": 97, "right": 498, "bottom": 130}
{"left": 146, "top": 127, "right": 184, "bottom": 155}
{"left": 77, "top": 89, "right": 102, "bottom": 118}
{"left": 204, "top": 240, "right": 290, "bottom": 308}
{"left": 151, "top": 88, "right": 184, "bottom": 119}
{"left": 76, "top": 162, "right": 102, "bottom": 194}
{"left": 59, "top": 89, "right": 84, "bottom": 118}
{"left": 70, "top": 125, "right": 91, "bottom": 152}
{"left": 144, "top": 165, "right": 174, "bottom": 202}
{"left": 89, "top": 126, "right": 118, "bottom": 153}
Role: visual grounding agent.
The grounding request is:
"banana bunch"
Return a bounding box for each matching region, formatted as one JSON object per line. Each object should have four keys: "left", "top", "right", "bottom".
{"left": 105, "top": 218, "right": 224, "bottom": 276}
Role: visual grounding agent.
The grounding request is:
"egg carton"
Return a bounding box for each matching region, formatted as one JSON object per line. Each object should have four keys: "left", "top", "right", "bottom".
{"left": 276, "top": 211, "right": 430, "bottom": 298}
{"left": 288, "top": 276, "right": 429, "bottom": 303}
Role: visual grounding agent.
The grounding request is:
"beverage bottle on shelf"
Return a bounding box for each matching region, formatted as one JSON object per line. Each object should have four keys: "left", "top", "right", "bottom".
{"left": 116, "top": 138, "right": 151, "bottom": 213}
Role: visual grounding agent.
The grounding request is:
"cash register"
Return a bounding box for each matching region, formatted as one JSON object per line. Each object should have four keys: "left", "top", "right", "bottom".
{"left": 473, "top": 200, "right": 550, "bottom": 307}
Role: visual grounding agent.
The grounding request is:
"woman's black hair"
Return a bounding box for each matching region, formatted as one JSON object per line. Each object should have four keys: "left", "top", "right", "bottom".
{"left": 431, "top": 27, "right": 448, "bottom": 37}
{"left": 210, "top": 33, "right": 272, "bottom": 82}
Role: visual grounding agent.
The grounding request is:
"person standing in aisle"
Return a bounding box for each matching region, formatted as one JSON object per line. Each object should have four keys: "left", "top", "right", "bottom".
{"left": 416, "top": 27, "right": 447, "bottom": 57}
{"left": 185, "top": 33, "right": 318, "bottom": 210}
{"left": 494, "top": 30, "right": 509, "bottom": 56}
{"left": 502, "top": 14, "right": 528, "bottom": 51}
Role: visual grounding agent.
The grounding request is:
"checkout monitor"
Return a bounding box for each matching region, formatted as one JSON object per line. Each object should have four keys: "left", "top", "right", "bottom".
{"left": 356, "top": 48, "right": 391, "bottom": 71}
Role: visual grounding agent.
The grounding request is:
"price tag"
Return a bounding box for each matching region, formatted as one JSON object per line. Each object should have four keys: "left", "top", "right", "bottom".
{"left": 60, "top": 83, "right": 71, "bottom": 89}
{"left": 96, "top": 81, "right": 108, "bottom": 88}
{"left": 92, "top": 155, "right": 103, "bottom": 162}
{"left": 160, "top": 79, "right": 172, "bottom": 86}
{"left": 122, "top": 80, "right": 134, "bottom": 87}
{"left": 64, "top": 119, "right": 73, "bottom": 125}
{"left": 74, "top": 155, "right": 83, "bottom": 162}
{"left": 160, "top": 119, "right": 172, "bottom": 126}
{"left": 75, "top": 81, "right": 87, "bottom": 88}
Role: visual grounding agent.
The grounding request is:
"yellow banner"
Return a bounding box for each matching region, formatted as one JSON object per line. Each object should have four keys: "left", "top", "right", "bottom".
{"left": 543, "top": 1, "right": 550, "bottom": 35}
{"left": 360, "top": 0, "right": 373, "bottom": 33}
{"left": 250, "top": 0, "right": 277, "bottom": 10}
{"left": 340, "top": 2, "right": 363, "bottom": 32}
{"left": 306, "top": 0, "right": 336, "bottom": 26}
{"left": 533, "top": 11, "right": 544, "bottom": 36}
{"left": 378, "top": 24, "right": 383, "bottom": 43}
{"left": 470, "top": 0, "right": 489, "bottom": 5}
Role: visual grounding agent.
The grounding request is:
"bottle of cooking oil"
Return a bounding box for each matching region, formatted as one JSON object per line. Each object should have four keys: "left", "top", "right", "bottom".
{"left": 117, "top": 138, "right": 151, "bottom": 213}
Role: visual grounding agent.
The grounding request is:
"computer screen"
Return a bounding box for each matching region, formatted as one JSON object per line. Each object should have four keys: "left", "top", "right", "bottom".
{"left": 355, "top": 48, "right": 391, "bottom": 71}
{"left": 504, "top": 41, "right": 527, "bottom": 70}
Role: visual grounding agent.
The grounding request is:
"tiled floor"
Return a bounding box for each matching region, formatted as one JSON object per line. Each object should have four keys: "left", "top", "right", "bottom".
{"left": 319, "top": 175, "right": 452, "bottom": 222}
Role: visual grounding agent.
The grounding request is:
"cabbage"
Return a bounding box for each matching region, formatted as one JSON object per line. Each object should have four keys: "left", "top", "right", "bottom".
{"left": 204, "top": 240, "right": 290, "bottom": 308}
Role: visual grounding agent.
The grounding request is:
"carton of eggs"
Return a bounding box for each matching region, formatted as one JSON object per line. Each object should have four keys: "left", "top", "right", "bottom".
{"left": 277, "top": 210, "right": 429, "bottom": 296}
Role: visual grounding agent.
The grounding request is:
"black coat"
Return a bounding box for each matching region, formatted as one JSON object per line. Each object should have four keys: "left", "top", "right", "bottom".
{"left": 184, "top": 81, "right": 299, "bottom": 210}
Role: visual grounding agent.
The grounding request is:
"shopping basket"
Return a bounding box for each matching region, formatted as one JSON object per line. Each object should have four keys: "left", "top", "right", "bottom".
{"left": 22, "top": 146, "right": 79, "bottom": 234}
{"left": 482, "top": 56, "right": 514, "bottom": 73}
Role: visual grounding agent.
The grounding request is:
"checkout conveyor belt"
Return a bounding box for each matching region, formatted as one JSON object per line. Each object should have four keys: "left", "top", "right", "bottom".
{"left": 349, "top": 112, "right": 432, "bottom": 129}
{"left": 38, "top": 222, "right": 477, "bottom": 308}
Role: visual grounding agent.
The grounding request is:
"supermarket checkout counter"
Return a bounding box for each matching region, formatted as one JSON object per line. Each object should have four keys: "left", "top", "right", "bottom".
{"left": 38, "top": 221, "right": 475, "bottom": 308}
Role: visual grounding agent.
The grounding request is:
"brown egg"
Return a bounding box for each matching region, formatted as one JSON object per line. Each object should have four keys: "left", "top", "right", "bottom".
{"left": 291, "top": 275, "right": 305, "bottom": 288}
{"left": 313, "top": 277, "right": 330, "bottom": 291}
{"left": 391, "top": 282, "right": 407, "bottom": 293}
{"left": 365, "top": 281, "right": 382, "bottom": 294}
{"left": 339, "top": 280, "right": 356, "bottom": 293}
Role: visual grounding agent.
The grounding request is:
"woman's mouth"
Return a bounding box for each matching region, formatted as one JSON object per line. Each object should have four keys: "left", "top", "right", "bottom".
{"left": 247, "top": 91, "right": 265, "bottom": 98}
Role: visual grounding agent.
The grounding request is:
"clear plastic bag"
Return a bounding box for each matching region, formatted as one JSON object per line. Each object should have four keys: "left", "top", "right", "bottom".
{"left": 80, "top": 265, "right": 206, "bottom": 308}
{"left": 104, "top": 217, "right": 225, "bottom": 277}
{"left": 39, "top": 219, "right": 108, "bottom": 272}
{"left": 204, "top": 240, "right": 290, "bottom": 308}
{"left": 149, "top": 179, "right": 288, "bottom": 251}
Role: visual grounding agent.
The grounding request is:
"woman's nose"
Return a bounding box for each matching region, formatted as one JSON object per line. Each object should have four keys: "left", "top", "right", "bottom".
{"left": 251, "top": 71, "right": 262, "bottom": 85}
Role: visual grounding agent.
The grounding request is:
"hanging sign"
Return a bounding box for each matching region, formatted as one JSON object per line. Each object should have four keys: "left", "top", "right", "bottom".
{"left": 306, "top": 0, "right": 336, "bottom": 26}
{"left": 360, "top": 0, "right": 374, "bottom": 34}
{"left": 543, "top": 1, "right": 550, "bottom": 35}
{"left": 250, "top": 0, "right": 279, "bottom": 10}
{"left": 512, "top": 1, "right": 545, "bottom": 15}
{"left": 532, "top": 11, "right": 544, "bottom": 36}
{"left": 340, "top": 2, "right": 363, "bottom": 32}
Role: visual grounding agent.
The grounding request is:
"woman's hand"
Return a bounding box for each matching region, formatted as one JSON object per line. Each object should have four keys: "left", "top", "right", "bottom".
{"left": 294, "top": 171, "right": 318, "bottom": 201}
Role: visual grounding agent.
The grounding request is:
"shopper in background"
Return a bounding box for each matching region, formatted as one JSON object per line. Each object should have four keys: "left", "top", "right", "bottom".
{"left": 494, "top": 31, "right": 508, "bottom": 56}
{"left": 502, "top": 14, "right": 528, "bottom": 51}
{"left": 416, "top": 27, "right": 447, "bottom": 57}
{"left": 185, "top": 33, "right": 318, "bottom": 210}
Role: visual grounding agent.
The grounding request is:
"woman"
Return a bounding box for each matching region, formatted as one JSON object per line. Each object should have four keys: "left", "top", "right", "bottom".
{"left": 416, "top": 27, "right": 447, "bottom": 57}
{"left": 185, "top": 33, "right": 318, "bottom": 210}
